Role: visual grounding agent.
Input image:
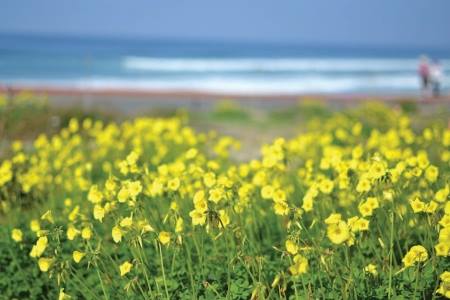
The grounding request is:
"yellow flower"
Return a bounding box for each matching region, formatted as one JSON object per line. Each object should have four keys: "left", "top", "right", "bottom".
{"left": 41, "top": 210, "right": 54, "bottom": 224}
{"left": 440, "top": 271, "right": 450, "bottom": 285}
{"left": 175, "top": 218, "right": 184, "bottom": 233}
{"left": 383, "top": 191, "right": 394, "bottom": 202}
{"left": 285, "top": 240, "right": 298, "bottom": 255}
{"left": 424, "top": 165, "right": 438, "bottom": 182}
{"left": 128, "top": 180, "right": 142, "bottom": 198}
{"left": 112, "top": 226, "right": 122, "bottom": 243}
{"left": 120, "top": 216, "right": 133, "bottom": 228}
{"left": 118, "top": 160, "right": 129, "bottom": 175}
{"left": 435, "top": 243, "right": 449, "bottom": 257}
{"left": 218, "top": 210, "right": 230, "bottom": 227}
{"left": 59, "top": 288, "right": 71, "bottom": 300}
{"left": 126, "top": 151, "right": 139, "bottom": 165}
{"left": 138, "top": 220, "right": 155, "bottom": 233}
{"left": 261, "top": 185, "right": 274, "bottom": 199}
{"left": 194, "top": 197, "right": 208, "bottom": 212}
{"left": 324, "top": 213, "right": 342, "bottom": 225}
{"left": 289, "top": 255, "right": 308, "bottom": 275}
{"left": 439, "top": 215, "right": 450, "bottom": 228}
{"left": 105, "top": 177, "right": 117, "bottom": 192}
{"left": 117, "top": 186, "right": 129, "bottom": 202}
{"left": 410, "top": 197, "right": 425, "bottom": 213}
{"left": 327, "top": 221, "right": 350, "bottom": 244}
{"left": 30, "top": 219, "right": 40, "bottom": 232}
{"left": 170, "top": 201, "right": 179, "bottom": 211}
{"left": 437, "top": 282, "right": 450, "bottom": 298}
{"left": 87, "top": 185, "right": 103, "bottom": 203}
{"left": 189, "top": 210, "right": 206, "bottom": 226}
{"left": 81, "top": 227, "right": 92, "bottom": 240}
{"left": 274, "top": 201, "right": 289, "bottom": 216}
{"left": 356, "top": 178, "right": 371, "bottom": 193}
{"left": 273, "top": 190, "right": 286, "bottom": 203}
{"left": 209, "top": 188, "right": 224, "bottom": 203}
{"left": 68, "top": 205, "right": 79, "bottom": 221}
{"left": 319, "top": 179, "right": 334, "bottom": 194}
{"left": 185, "top": 148, "right": 198, "bottom": 159}
{"left": 402, "top": 245, "right": 428, "bottom": 267}
{"left": 203, "top": 173, "right": 216, "bottom": 188}
{"left": 435, "top": 186, "right": 449, "bottom": 203}
{"left": 193, "top": 190, "right": 205, "bottom": 204}
{"left": 347, "top": 216, "right": 360, "bottom": 232}
{"left": 11, "top": 228, "right": 23, "bottom": 242}
{"left": 369, "top": 161, "right": 386, "bottom": 179}
{"left": 364, "top": 264, "right": 378, "bottom": 276}
{"left": 302, "top": 197, "right": 313, "bottom": 212}
{"left": 168, "top": 178, "right": 181, "bottom": 191}
{"left": 72, "top": 251, "right": 85, "bottom": 263}
{"left": 353, "top": 218, "right": 370, "bottom": 232}
{"left": 38, "top": 257, "right": 53, "bottom": 272}
{"left": 64, "top": 198, "right": 72, "bottom": 207}
{"left": 425, "top": 201, "right": 438, "bottom": 213}
{"left": 119, "top": 261, "right": 133, "bottom": 277}
{"left": 30, "top": 236, "right": 48, "bottom": 258}
{"left": 93, "top": 205, "right": 105, "bottom": 222}
{"left": 440, "top": 227, "right": 450, "bottom": 244}
{"left": 159, "top": 231, "right": 171, "bottom": 245}
{"left": 67, "top": 225, "right": 80, "bottom": 241}
{"left": 359, "top": 202, "right": 374, "bottom": 217}
{"left": 366, "top": 197, "right": 379, "bottom": 210}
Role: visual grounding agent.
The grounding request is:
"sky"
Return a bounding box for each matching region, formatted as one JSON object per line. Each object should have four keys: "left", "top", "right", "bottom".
{"left": 1, "top": 0, "right": 450, "bottom": 49}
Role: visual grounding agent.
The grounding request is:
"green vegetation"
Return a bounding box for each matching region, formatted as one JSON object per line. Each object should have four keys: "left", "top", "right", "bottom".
{"left": 0, "top": 93, "right": 449, "bottom": 299}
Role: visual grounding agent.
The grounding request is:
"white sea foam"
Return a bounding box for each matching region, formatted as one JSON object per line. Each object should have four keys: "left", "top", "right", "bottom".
{"left": 5, "top": 73, "right": 448, "bottom": 95}
{"left": 4, "top": 56, "right": 449, "bottom": 94}
{"left": 123, "top": 56, "right": 450, "bottom": 73}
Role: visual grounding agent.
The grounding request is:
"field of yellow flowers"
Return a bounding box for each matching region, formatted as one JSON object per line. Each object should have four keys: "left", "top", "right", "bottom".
{"left": 1, "top": 97, "right": 449, "bottom": 299}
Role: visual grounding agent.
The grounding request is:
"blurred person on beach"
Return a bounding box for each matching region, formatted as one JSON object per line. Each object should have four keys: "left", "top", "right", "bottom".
{"left": 430, "top": 59, "right": 443, "bottom": 97}
{"left": 418, "top": 55, "right": 430, "bottom": 98}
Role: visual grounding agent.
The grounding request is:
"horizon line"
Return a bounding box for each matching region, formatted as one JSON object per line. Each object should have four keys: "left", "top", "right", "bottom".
{"left": 2, "top": 30, "right": 450, "bottom": 52}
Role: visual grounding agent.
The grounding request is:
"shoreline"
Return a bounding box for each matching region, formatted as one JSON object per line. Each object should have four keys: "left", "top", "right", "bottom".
{"left": 1, "top": 84, "right": 450, "bottom": 105}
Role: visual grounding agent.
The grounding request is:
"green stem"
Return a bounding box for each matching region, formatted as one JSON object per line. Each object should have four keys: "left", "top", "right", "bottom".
{"left": 70, "top": 268, "right": 102, "bottom": 300}
{"left": 135, "top": 245, "right": 155, "bottom": 299}
{"left": 158, "top": 242, "right": 170, "bottom": 299}
{"left": 95, "top": 264, "right": 109, "bottom": 300}
{"left": 388, "top": 210, "right": 394, "bottom": 299}
{"left": 413, "top": 264, "right": 421, "bottom": 299}
{"left": 184, "top": 241, "right": 197, "bottom": 299}
{"left": 87, "top": 241, "right": 109, "bottom": 300}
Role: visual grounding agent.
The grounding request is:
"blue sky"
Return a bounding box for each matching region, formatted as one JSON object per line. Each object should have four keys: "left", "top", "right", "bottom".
{"left": 1, "top": 0, "right": 450, "bottom": 48}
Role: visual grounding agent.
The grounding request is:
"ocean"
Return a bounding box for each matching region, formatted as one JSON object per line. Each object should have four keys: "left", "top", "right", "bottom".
{"left": 1, "top": 33, "right": 449, "bottom": 95}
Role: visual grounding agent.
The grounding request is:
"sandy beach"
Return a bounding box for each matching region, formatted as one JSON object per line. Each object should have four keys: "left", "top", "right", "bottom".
{"left": 2, "top": 84, "right": 449, "bottom": 115}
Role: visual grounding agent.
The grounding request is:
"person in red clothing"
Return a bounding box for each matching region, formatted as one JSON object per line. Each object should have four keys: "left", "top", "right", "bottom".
{"left": 418, "top": 55, "right": 430, "bottom": 98}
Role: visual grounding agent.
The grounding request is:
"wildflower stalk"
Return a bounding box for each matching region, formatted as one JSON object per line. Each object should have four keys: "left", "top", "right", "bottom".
{"left": 87, "top": 241, "right": 109, "bottom": 300}
{"left": 151, "top": 241, "right": 162, "bottom": 296}
{"left": 135, "top": 245, "right": 155, "bottom": 298}
{"left": 388, "top": 210, "right": 394, "bottom": 299}
{"left": 224, "top": 231, "right": 233, "bottom": 297}
{"left": 95, "top": 263, "right": 109, "bottom": 300}
{"left": 413, "top": 263, "right": 421, "bottom": 299}
{"left": 184, "top": 242, "right": 197, "bottom": 298}
{"left": 70, "top": 267, "right": 102, "bottom": 300}
{"left": 157, "top": 242, "right": 170, "bottom": 299}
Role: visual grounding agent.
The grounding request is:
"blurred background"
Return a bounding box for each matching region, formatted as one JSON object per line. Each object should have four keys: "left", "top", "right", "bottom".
{"left": 1, "top": 0, "right": 449, "bottom": 96}
{"left": 0, "top": 0, "right": 449, "bottom": 147}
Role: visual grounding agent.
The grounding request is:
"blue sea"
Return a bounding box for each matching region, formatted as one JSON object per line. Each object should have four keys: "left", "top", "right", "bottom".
{"left": 1, "top": 33, "right": 449, "bottom": 94}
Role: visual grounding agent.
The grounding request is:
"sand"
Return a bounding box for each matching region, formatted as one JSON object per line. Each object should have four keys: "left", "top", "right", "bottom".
{"left": 1, "top": 84, "right": 449, "bottom": 115}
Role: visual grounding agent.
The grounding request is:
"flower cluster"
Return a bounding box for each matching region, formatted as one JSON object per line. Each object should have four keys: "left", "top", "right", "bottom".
{"left": 4, "top": 103, "right": 450, "bottom": 298}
